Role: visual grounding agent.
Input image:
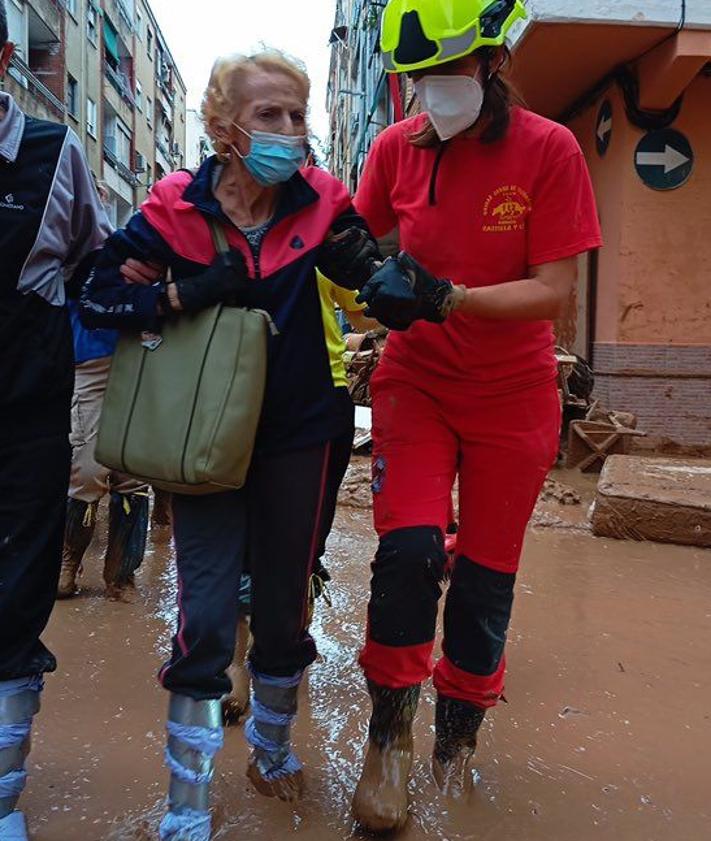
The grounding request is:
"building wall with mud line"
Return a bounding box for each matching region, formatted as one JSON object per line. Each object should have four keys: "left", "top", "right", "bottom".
{"left": 567, "top": 73, "right": 711, "bottom": 448}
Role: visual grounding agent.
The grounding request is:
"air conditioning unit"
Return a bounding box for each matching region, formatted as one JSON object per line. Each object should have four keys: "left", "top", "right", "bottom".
{"left": 134, "top": 151, "right": 146, "bottom": 173}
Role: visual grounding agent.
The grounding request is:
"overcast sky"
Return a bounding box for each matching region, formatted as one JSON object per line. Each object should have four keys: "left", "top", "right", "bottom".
{"left": 148, "top": 0, "right": 337, "bottom": 147}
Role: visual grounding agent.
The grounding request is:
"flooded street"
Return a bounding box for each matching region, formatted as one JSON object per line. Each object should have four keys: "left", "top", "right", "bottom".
{"left": 23, "top": 470, "right": 711, "bottom": 841}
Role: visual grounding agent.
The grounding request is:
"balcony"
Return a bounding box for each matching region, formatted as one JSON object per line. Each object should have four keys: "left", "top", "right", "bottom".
{"left": 28, "top": 0, "right": 62, "bottom": 43}
{"left": 104, "top": 61, "right": 135, "bottom": 109}
{"left": 6, "top": 53, "right": 65, "bottom": 121}
{"left": 103, "top": 135, "right": 139, "bottom": 187}
{"left": 103, "top": 0, "right": 134, "bottom": 45}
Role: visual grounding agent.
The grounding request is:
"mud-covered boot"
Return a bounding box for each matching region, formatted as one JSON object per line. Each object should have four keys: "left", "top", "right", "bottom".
{"left": 432, "top": 694, "right": 486, "bottom": 797}
{"left": 221, "top": 615, "right": 252, "bottom": 725}
{"left": 160, "top": 695, "right": 223, "bottom": 841}
{"left": 104, "top": 491, "right": 149, "bottom": 599}
{"left": 352, "top": 681, "right": 421, "bottom": 834}
{"left": 0, "top": 676, "right": 43, "bottom": 841}
{"left": 57, "top": 499, "right": 96, "bottom": 599}
{"left": 245, "top": 670, "right": 304, "bottom": 802}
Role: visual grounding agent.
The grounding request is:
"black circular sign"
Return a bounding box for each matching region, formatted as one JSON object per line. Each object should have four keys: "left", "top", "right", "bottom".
{"left": 596, "top": 100, "right": 613, "bottom": 157}
{"left": 634, "top": 129, "right": 693, "bottom": 191}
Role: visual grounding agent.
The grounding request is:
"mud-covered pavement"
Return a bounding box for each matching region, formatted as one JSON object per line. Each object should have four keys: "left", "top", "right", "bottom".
{"left": 23, "top": 469, "right": 711, "bottom": 840}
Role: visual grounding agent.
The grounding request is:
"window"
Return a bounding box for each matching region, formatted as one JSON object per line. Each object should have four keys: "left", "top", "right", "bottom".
{"left": 135, "top": 10, "right": 143, "bottom": 40}
{"left": 66, "top": 75, "right": 79, "bottom": 119}
{"left": 66, "top": 0, "right": 78, "bottom": 19}
{"left": 146, "top": 97, "right": 152, "bottom": 128}
{"left": 135, "top": 80, "right": 143, "bottom": 112}
{"left": 87, "top": 98, "right": 97, "bottom": 138}
{"left": 87, "top": 7, "right": 98, "bottom": 45}
{"left": 147, "top": 28, "right": 153, "bottom": 60}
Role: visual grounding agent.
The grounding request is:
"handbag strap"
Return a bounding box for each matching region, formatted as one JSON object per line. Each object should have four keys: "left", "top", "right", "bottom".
{"left": 207, "top": 217, "right": 230, "bottom": 257}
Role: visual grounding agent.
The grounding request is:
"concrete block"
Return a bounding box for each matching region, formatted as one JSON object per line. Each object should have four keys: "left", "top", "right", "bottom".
{"left": 591, "top": 455, "right": 711, "bottom": 547}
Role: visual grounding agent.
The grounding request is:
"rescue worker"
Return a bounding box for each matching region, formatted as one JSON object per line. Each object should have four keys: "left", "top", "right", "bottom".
{"left": 81, "top": 50, "right": 380, "bottom": 840}
{"left": 350, "top": 0, "right": 603, "bottom": 831}
{"left": 0, "top": 3, "right": 112, "bottom": 837}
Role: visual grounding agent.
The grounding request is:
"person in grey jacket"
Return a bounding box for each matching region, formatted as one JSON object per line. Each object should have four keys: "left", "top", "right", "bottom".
{"left": 0, "top": 4, "right": 112, "bottom": 837}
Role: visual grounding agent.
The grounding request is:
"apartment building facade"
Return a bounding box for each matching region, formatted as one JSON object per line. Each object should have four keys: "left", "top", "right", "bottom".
{"left": 2, "top": 0, "right": 186, "bottom": 226}
{"left": 327, "top": 0, "right": 711, "bottom": 448}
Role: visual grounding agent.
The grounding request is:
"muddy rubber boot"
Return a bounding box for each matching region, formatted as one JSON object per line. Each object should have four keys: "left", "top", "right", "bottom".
{"left": 0, "top": 676, "right": 43, "bottom": 841}
{"left": 104, "top": 491, "right": 149, "bottom": 600}
{"left": 221, "top": 615, "right": 252, "bottom": 725}
{"left": 160, "top": 695, "right": 223, "bottom": 841}
{"left": 352, "top": 681, "right": 421, "bottom": 834}
{"left": 57, "top": 499, "right": 96, "bottom": 599}
{"left": 432, "top": 694, "right": 486, "bottom": 797}
{"left": 245, "top": 670, "right": 304, "bottom": 803}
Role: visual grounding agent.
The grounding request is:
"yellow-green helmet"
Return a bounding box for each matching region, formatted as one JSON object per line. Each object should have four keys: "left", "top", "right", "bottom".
{"left": 380, "top": 0, "right": 527, "bottom": 74}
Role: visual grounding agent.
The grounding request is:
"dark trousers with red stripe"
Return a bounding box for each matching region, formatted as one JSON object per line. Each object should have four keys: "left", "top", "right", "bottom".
{"left": 160, "top": 439, "right": 338, "bottom": 701}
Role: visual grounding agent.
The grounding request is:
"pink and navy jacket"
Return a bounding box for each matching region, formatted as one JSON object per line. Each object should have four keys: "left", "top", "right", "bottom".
{"left": 81, "top": 155, "right": 365, "bottom": 454}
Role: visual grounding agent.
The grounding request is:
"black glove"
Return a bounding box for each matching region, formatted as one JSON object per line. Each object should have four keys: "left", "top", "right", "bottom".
{"left": 171, "top": 251, "right": 256, "bottom": 314}
{"left": 317, "top": 226, "right": 382, "bottom": 291}
{"left": 396, "top": 252, "right": 455, "bottom": 324}
{"left": 355, "top": 257, "right": 420, "bottom": 331}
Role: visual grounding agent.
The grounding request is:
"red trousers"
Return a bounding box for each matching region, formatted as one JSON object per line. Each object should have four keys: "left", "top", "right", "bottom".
{"left": 359, "top": 368, "right": 560, "bottom": 708}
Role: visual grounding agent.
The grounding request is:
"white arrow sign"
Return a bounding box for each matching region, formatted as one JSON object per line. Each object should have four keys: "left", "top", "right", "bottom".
{"left": 597, "top": 116, "right": 612, "bottom": 142}
{"left": 636, "top": 144, "right": 690, "bottom": 175}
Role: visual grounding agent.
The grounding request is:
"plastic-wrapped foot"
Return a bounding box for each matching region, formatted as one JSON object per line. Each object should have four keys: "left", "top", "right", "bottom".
{"left": 431, "top": 694, "right": 485, "bottom": 798}
{"left": 246, "top": 757, "right": 304, "bottom": 803}
{"left": 104, "top": 491, "right": 149, "bottom": 598}
{"left": 244, "top": 669, "right": 304, "bottom": 803}
{"left": 0, "top": 811, "right": 29, "bottom": 841}
{"left": 352, "top": 682, "right": 420, "bottom": 834}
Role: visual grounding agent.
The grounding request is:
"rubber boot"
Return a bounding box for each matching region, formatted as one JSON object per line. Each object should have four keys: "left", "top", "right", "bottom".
{"left": 0, "top": 677, "right": 43, "bottom": 841}
{"left": 245, "top": 671, "right": 304, "bottom": 803}
{"left": 57, "top": 499, "right": 96, "bottom": 599}
{"left": 159, "top": 695, "right": 223, "bottom": 841}
{"left": 431, "top": 694, "right": 486, "bottom": 797}
{"left": 221, "top": 615, "right": 252, "bottom": 725}
{"left": 104, "top": 491, "right": 149, "bottom": 599}
{"left": 352, "top": 681, "right": 421, "bottom": 834}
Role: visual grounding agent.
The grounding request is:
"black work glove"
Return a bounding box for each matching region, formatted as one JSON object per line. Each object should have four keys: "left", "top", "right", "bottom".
{"left": 355, "top": 257, "right": 420, "bottom": 331}
{"left": 317, "top": 226, "right": 382, "bottom": 291}
{"left": 171, "top": 250, "right": 256, "bottom": 314}
{"left": 396, "top": 252, "right": 456, "bottom": 324}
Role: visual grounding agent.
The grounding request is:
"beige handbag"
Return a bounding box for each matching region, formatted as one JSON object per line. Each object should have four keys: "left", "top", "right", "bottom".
{"left": 96, "top": 220, "right": 271, "bottom": 495}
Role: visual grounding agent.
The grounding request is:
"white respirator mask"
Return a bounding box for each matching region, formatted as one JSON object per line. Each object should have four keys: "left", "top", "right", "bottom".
{"left": 413, "top": 74, "right": 485, "bottom": 141}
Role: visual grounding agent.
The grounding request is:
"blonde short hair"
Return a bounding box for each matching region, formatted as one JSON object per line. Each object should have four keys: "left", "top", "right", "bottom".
{"left": 201, "top": 50, "right": 311, "bottom": 157}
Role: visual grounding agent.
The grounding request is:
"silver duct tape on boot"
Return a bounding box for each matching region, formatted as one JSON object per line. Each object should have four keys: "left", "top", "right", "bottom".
{"left": 245, "top": 671, "right": 302, "bottom": 782}
{"left": 0, "top": 677, "right": 42, "bottom": 840}
{"left": 160, "top": 695, "right": 223, "bottom": 841}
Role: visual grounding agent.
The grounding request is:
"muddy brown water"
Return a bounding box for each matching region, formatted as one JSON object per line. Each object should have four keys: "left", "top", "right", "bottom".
{"left": 23, "top": 471, "right": 711, "bottom": 840}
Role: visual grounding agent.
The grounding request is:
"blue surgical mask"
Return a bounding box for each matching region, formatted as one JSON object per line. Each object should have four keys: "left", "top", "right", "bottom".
{"left": 231, "top": 123, "right": 306, "bottom": 186}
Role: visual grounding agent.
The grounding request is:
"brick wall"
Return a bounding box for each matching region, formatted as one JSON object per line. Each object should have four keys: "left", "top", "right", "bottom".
{"left": 592, "top": 343, "right": 711, "bottom": 447}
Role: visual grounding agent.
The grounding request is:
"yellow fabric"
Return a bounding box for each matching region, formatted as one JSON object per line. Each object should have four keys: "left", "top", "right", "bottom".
{"left": 317, "top": 272, "right": 365, "bottom": 389}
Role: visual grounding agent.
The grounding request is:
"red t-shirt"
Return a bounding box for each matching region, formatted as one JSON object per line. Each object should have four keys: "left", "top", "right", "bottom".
{"left": 354, "top": 107, "right": 603, "bottom": 393}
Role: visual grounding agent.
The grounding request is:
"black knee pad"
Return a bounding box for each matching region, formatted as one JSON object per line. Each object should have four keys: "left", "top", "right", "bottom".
{"left": 443, "top": 556, "right": 516, "bottom": 676}
{"left": 369, "top": 526, "right": 447, "bottom": 648}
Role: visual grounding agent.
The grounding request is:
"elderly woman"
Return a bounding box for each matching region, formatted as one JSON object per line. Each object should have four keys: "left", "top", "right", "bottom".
{"left": 82, "top": 51, "right": 378, "bottom": 840}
